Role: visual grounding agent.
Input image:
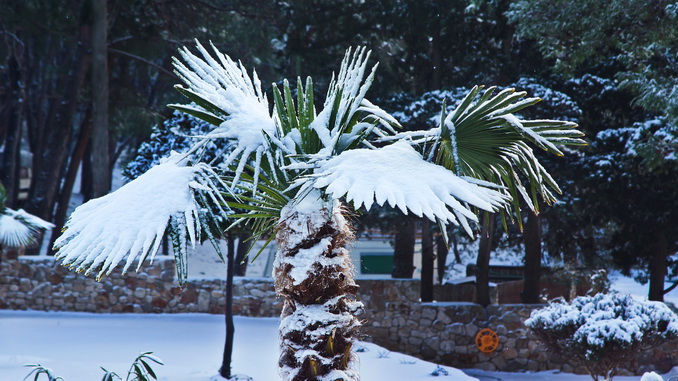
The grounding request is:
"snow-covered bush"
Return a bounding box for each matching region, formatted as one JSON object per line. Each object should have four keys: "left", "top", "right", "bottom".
{"left": 123, "top": 111, "right": 226, "bottom": 181}
{"left": 640, "top": 372, "right": 664, "bottom": 381}
{"left": 526, "top": 293, "right": 678, "bottom": 381}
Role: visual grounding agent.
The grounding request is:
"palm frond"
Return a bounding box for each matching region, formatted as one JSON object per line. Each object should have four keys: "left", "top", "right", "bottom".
{"left": 389, "top": 85, "right": 585, "bottom": 224}
{"left": 221, "top": 167, "right": 291, "bottom": 261}
{"left": 306, "top": 141, "right": 509, "bottom": 236}
{"left": 170, "top": 41, "right": 279, "bottom": 189}
{"left": 308, "top": 47, "right": 400, "bottom": 156}
{"left": 54, "top": 154, "right": 229, "bottom": 284}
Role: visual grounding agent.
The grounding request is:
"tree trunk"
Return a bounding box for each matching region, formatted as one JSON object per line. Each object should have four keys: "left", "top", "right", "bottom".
{"left": 24, "top": 24, "right": 91, "bottom": 222}
{"left": 49, "top": 109, "right": 93, "bottom": 254}
{"left": 82, "top": 143, "right": 93, "bottom": 202}
{"left": 90, "top": 0, "right": 111, "bottom": 198}
{"left": 648, "top": 230, "right": 668, "bottom": 302}
{"left": 436, "top": 232, "right": 448, "bottom": 283}
{"left": 522, "top": 212, "right": 542, "bottom": 304}
{"left": 580, "top": 225, "right": 597, "bottom": 268}
{"left": 274, "top": 194, "right": 361, "bottom": 381}
{"left": 391, "top": 218, "right": 416, "bottom": 278}
{"left": 475, "top": 213, "right": 494, "bottom": 307}
{"left": 0, "top": 55, "right": 24, "bottom": 208}
{"left": 452, "top": 231, "right": 461, "bottom": 264}
{"left": 234, "top": 232, "right": 253, "bottom": 276}
{"left": 420, "top": 219, "right": 434, "bottom": 302}
{"left": 219, "top": 235, "right": 235, "bottom": 379}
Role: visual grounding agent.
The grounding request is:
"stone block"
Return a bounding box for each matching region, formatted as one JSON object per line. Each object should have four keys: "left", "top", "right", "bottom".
{"left": 491, "top": 355, "right": 507, "bottom": 369}
{"left": 432, "top": 319, "right": 445, "bottom": 332}
{"left": 527, "top": 360, "right": 539, "bottom": 371}
{"left": 449, "top": 323, "right": 466, "bottom": 335}
{"left": 454, "top": 345, "right": 468, "bottom": 354}
{"left": 475, "top": 362, "right": 496, "bottom": 371}
{"left": 465, "top": 323, "right": 478, "bottom": 337}
{"left": 440, "top": 340, "right": 455, "bottom": 352}
{"left": 421, "top": 307, "right": 437, "bottom": 320}
{"left": 501, "top": 347, "right": 518, "bottom": 360}
{"left": 420, "top": 345, "right": 437, "bottom": 360}
{"left": 180, "top": 288, "right": 198, "bottom": 304}
{"left": 435, "top": 310, "right": 452, "bottom": 324}
{"left": 408, "top": 337, "right": 423, "bottom": 346}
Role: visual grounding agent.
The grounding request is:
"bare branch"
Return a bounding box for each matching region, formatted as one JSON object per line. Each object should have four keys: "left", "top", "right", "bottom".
{"left": 108, "top": 48, "right": 177, "bottom": 79}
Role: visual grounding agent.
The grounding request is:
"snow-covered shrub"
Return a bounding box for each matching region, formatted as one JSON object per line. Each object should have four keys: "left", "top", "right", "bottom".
{"left": 526, "top": 293, "right": 678, "bottom": 381}
{"left": 640, "top": 372, "right": 664, "bottom": 381}
{"left": 123, "top": 111, "right": 228, "bottom": 181}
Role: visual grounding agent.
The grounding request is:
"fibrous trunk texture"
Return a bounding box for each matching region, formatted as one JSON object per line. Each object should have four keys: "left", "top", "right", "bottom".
{"left": 274, "top": 198, "right": 362, "bottom": 381}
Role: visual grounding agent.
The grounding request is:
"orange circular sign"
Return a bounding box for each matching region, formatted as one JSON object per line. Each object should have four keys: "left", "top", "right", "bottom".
{"left": 475, "top": 328, "right": 499, "bottom": 353}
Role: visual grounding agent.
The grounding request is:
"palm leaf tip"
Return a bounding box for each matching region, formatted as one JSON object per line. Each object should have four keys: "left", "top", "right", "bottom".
{"left": 310, "top": 47, "right": 400, "bottom": 155}
{"left": 172, "top": 41, "right": 277, "bottom": 189}
{"left": 309, "top": 140, "right": 509, "bottom": 231}
{"left": 53, "top": 154, "right": 228, "bottom": 280}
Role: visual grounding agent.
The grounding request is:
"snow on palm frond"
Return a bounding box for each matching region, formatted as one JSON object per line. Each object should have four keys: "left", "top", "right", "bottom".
{"left": 54, "top": 153, "right": 229, "bottom": 282}
{"left": 306, "top": 141, "right": 509, "bottom": 235}
{"left": 0, "top": 208, "right": 54, "bottom": 248}
{"left": 310, "top": 47, "right": 400, "bottom": 156}
{"left": 170, "top": 41, "right": 277, "bottom": 188}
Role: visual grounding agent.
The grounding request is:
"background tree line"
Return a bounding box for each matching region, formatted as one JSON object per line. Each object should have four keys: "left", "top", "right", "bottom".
{"left": 1, "top": 0, "right": 676, "bottom": 301}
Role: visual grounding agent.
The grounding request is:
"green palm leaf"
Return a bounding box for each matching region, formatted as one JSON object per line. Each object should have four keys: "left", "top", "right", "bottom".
{"left": 392, "top": 85, "right": 585, "bottom": 227}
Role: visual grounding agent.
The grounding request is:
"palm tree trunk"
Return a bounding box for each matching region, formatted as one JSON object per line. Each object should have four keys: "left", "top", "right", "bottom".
{"left": 274, "top": 195, "right": 361, "bottom": 381}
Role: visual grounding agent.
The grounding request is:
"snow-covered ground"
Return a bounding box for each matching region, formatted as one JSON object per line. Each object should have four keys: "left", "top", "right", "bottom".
{"left": 1, "top": 310, "right": 676, "bottom": 381}
{"left": 0, "top": 310, "right": 475, "bottom": 381}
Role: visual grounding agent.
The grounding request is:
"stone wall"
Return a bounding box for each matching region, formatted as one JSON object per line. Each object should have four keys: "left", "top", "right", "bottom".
{"left": 357, "top": 279, "right": 678, "bottom": 375}
{"left": 1, "top": 257, "right": 676, "bottom": 375}
{"left": 0, "top": 257, "right": 282, "bottom": 316}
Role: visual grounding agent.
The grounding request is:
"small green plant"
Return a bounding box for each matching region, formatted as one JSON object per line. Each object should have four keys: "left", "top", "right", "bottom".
{"left": 431, "top": 365, "right": 449, "bottom": 376}
{"left": 376, "top": 350, "right": 390, "bottom": 359}
{"left": 25, "top": 352, "right": 163, "bottom": 381}
{"left": 24, "top": 365, "right": 65, "bottom": 381}
{"left": 354, "top": 344, "right": 368, "bottom": 353}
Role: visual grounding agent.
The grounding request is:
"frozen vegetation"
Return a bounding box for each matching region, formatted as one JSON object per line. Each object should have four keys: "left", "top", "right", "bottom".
{"left": 526, "top": 294, "right": 678, "bottom": 381}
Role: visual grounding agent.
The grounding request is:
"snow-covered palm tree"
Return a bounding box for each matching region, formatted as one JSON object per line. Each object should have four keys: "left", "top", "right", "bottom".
{"left": 54, "top": 43, "right": 584, "bottom": 381}
{"left": 0, "top": 184, "right": 54, "bottom": 251}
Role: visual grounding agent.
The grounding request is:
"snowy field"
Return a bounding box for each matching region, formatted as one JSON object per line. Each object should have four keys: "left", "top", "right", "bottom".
{"left": 2, "top": 310, "right": 677, "bottom": 381}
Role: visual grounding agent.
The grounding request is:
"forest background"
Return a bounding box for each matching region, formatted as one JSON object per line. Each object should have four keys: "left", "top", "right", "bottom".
{"left": 1, "top": 0, "right": 676, "bottom": 302}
